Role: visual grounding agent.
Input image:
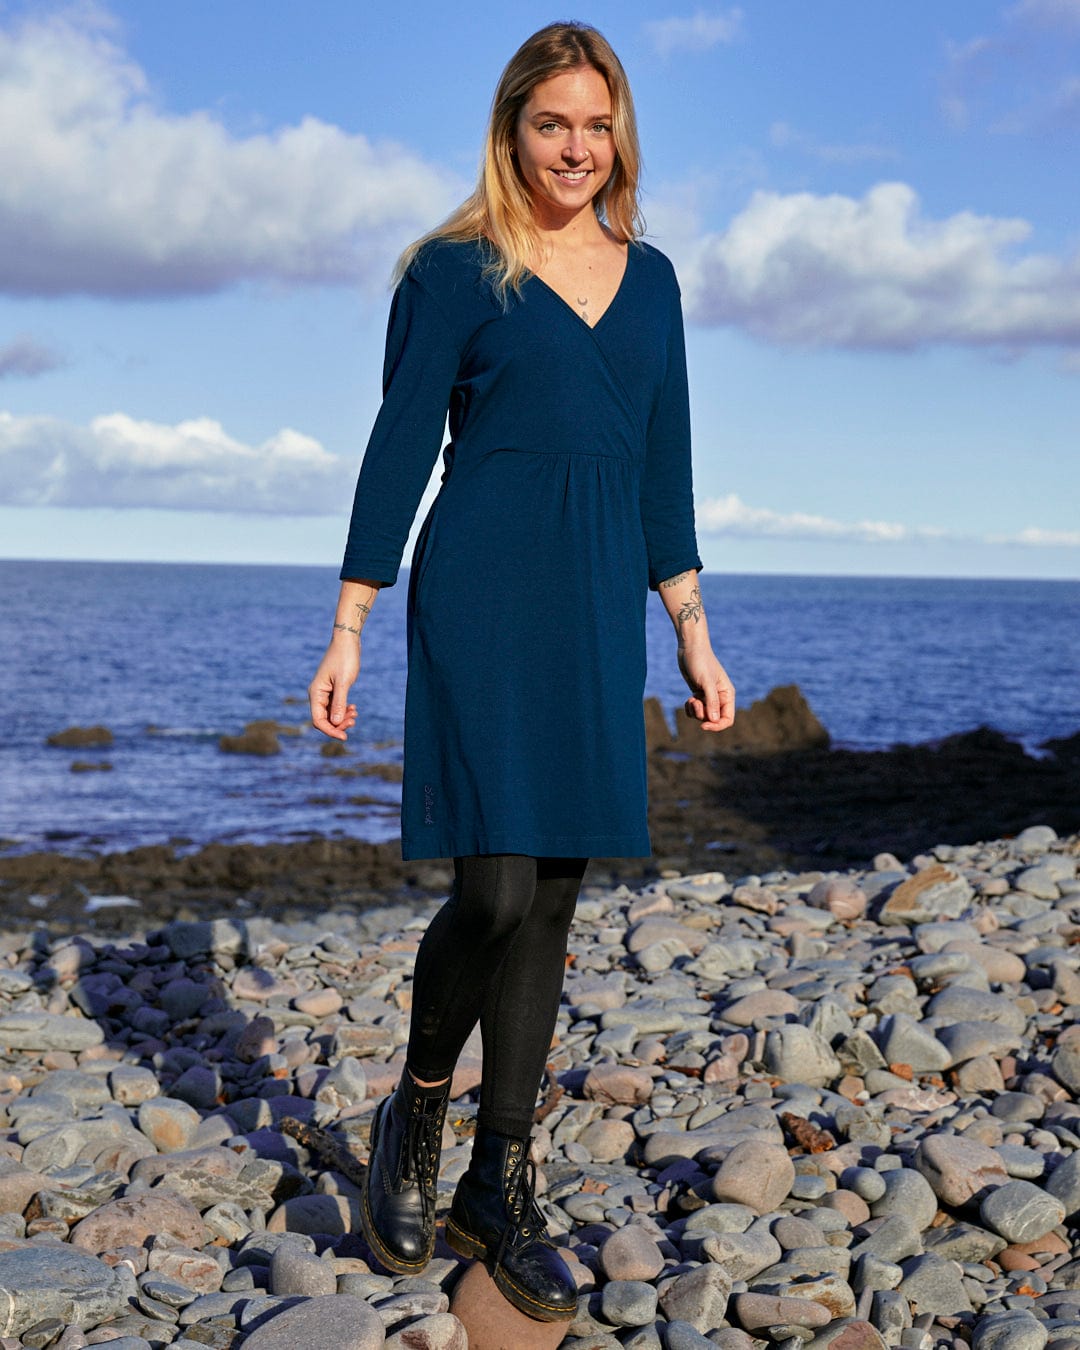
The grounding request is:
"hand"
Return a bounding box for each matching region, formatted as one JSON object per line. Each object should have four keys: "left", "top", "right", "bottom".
{"left": 678, "top": 643, "right": 735, "bottom": 732}
{"left": 308, "top": 638, "right": 360, "bottom": 741}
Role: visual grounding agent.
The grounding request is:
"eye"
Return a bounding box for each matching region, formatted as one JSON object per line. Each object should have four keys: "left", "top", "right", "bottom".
{"left": 538, "top": 121, "right": 561, "bottom": 134}
{"left": 591, "top": 122, "right": 612, "bottom": 134}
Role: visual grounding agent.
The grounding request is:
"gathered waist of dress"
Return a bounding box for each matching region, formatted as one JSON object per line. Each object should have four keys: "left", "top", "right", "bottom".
{"left": 457, "top": 441, "right": 644, "bottom": 465}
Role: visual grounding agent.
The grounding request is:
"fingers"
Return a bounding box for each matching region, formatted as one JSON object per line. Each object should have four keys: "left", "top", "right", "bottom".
{"left": 705, "top": 684, "right": 721, "bottom": 726}
{"left": 308, "top": 673, "right": 357, "bottom": 741}
{"left": 312, "top": 702, "right": 356, "bottom": 741}
{"left": 686, "top": 676, "right": 736, "bottom": 732}
{"left": 309, "top": 647, "right": 361, "bottom": 741}
{"left": 716, "top": 679, "right": 736, "bottom": 729}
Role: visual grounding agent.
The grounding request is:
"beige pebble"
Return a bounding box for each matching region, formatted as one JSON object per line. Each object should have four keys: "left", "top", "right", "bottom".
{"left": 70, "top": 1191, "right": 207, "bottom": 1254}
{"left": 294, "top": 987, "right": 344, "bottom": 1018}
{"left": 583, "top": 1063, "right": 654, "bottom": 1105}
{"left": 450, "top": 1261, "right": 568, "bottom": 1350}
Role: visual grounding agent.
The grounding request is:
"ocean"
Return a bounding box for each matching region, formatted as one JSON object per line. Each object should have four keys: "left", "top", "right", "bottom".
{"left": 1, "top": 560, "right": 1077, "bottom": 856}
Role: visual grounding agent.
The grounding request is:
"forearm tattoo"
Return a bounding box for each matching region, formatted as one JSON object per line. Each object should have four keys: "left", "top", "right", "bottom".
{"left": 676, "top": 585, "right": 705, "bottom": 633}
{"left": 332, "top": 622, "right": 361, "bottom": 638}
{"left": 660, "top": 571, "right": 691, "bottom": 589}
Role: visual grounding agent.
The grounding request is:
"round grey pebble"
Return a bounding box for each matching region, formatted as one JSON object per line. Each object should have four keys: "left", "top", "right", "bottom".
{"left": 871, "top": 1167, "right": 939, "bottom": 1232}
{"left": 991, "top": 1093, "right": 1045, "bottom": 1124}
{"left": 842, "top": 1166, "right": 888, "bottom": 1203}
{"left": 972, "top": 1308, "right": 1049, "bottom": 1350}
{"left": 601, "top": 1278, "right": 659, "bottom": 1326}
{"left": 790, "top": 1175, "right": 830, "bottom": 1201}
{"left": 269, "top": 1244, "right": 337, "bottom": 1298}
{"left": 980, "top": 1180, "right": 1065, "bottom": 1245}
{"left": 138, "top": 1276, "right": 198, "bottom": 1309}
{"left": 997, "top": 1146, "right": 1047, "bottom": 1181}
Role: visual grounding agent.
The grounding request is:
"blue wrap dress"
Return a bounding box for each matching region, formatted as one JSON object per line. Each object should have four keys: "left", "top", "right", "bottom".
{"left": 340, "top": 236, "right": 704, "bottom": 861}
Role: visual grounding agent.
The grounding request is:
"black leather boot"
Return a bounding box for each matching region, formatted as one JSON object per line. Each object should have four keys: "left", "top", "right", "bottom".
{"left": 446, "top": 1126, "right": 577, "bottom": 1322}
{"left": 360, "top": 1069, "right": 450, "bottom": 1274}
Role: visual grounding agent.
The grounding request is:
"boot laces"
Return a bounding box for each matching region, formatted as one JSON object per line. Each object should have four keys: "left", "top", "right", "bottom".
{"left": 400, "top": 1104, "right": 442, "bottom": 1214}
{"left": 494, "top": 1145, "right": 551, "bottom": 1268}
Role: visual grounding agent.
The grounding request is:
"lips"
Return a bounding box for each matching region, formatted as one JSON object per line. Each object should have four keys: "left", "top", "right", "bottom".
{"left": 553, "top": 169, "right": 589, "bottom": 182}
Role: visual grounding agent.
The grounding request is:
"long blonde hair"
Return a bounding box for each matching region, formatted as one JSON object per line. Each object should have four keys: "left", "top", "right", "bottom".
{"left": 393, "top": 21, "right": 645, "bottom": 305}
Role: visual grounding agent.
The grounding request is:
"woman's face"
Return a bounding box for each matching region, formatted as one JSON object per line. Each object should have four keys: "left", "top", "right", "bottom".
{"left": 514, "top": 65, "right": 616, "bottom": 228}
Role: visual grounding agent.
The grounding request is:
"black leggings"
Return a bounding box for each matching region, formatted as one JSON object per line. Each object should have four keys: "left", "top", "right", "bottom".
{"left": 406, "top": 853, "right": 588, "bottom": 1138}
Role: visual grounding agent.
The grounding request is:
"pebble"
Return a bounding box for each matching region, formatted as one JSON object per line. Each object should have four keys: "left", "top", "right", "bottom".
{"left": 914, "top": 1134, "right": 1010, "bottom": 1206}
{"left": 870, "top": 1168, "right": 939, "bottom": 1232}
{"left": 0, "top": 1247, "right": 128, "bottom": 1337}
{"left": 599, "top": 1225, "right": 665, "bottom": 1282}
{"left": 136, "top": 1097, "right": 201, "bottom": 1153}
{"left": 980, "top": 1179, "right": 1066, "bottom": 1243}
{"left": 0, "top": 829, "right": 1076, "bottom": 1348}
{"left": 239, "top": 1293, "right": 385, "bottom": 1347}
{"left": 69, "top": 1191, "right": 207, "bottom": 1253}
{"left": 711, "top": 1139, "right": 796, "bottom": 1212}
{"left": 972, "top": 1309, "right": 1049, "bottom": 1350}
{"left": 602, "top": 1279, "right": 659, "bottom": 1326}
{"left": 733, "top": 1292, "right": 832, "bottom": 1331}
{"left": 269, "top": 1244, "right": 338, "bottom": 1297}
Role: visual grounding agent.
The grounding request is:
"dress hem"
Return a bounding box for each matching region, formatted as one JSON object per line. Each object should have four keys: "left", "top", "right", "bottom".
{"left": 400, "top": 831, "right": 652, "bottom": 862}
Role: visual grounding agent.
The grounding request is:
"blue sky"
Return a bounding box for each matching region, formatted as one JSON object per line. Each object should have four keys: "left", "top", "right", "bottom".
{"left": 0, "top": 0, "right": 1078, "bottom": 578}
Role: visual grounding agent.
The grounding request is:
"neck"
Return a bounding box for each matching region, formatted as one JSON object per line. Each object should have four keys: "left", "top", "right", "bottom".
{"left": 531, "top": 204, "right": 607, "bottom": 251}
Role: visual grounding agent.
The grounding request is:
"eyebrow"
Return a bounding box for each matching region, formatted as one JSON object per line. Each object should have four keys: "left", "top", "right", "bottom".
{"left": 529, "top": 110, "right": 612, "bottom": 120}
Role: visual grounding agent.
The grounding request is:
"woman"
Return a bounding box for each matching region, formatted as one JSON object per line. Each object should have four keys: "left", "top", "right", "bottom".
{"left": 309, "top": 20, "right": 735, "bottom": 1322}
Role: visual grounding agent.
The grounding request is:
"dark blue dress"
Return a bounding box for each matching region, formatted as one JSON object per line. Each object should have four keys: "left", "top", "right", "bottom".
{"left": 340, "top": 237, "right": 703, "bottom": 861}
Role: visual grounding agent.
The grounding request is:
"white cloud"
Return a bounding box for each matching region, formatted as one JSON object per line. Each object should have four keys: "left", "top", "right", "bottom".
{"left": 678, "top": 181, "right": 1080, "bottom": 352}
{"left": 991, "top": 525, "right": 1080, "bottom": 546}
{"left": 697, "top": 494, "right": 1080, "bottom": 548}
{"left": 0, "top": 335, "right": 64, "bottom": 378}
{"left": 0, "top": 409, "right": 352, "bottom": 513}
{"left": 769, "top": 121, "right": 897, "bottom": 165}
{"left": 0, "top": 10, "right": 458, "bottom": 297}
{"left": 697, "top": 494, "right": 944, "bottom": 544}
{"left": 644, "top": 8, "right": 742, "bottom": 57}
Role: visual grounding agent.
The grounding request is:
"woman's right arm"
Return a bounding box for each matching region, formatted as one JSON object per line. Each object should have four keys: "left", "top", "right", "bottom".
{"left": 308, "top": 578, "right": 381, "bottom": 740}
{"left": 312, "top": 252, "right": 463, "bottom": 741}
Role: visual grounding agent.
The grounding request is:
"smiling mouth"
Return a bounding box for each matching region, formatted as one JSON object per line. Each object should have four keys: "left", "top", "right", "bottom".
{"left": 553, "top": 169, "right": 590, "bottom": 181}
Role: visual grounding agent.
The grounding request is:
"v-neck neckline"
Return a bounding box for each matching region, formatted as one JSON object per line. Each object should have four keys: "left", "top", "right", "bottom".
{"left": 528, "top": 242, "right": 632, "bottom": 332}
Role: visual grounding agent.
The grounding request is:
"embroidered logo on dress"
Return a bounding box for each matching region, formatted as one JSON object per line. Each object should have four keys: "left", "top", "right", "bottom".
{"left": 423, "top": 783, "right": 435, "bottom": 825}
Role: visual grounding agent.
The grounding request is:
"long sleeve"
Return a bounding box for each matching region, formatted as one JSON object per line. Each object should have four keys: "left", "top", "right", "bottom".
{"left": 339, "top": 271, "right": 462, "bottom": 586}
{"left": 639, "top": 277, "right": 705, "bottom": 591}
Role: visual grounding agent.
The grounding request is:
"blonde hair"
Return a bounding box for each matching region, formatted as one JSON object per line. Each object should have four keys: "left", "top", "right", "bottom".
{"left": 393, "top": 21, "right": 645, "bottom": 305}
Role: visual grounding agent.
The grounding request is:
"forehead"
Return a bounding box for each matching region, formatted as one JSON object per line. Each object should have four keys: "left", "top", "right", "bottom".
{"left": 523, "top": 65, "right": 611, "bottom": 114}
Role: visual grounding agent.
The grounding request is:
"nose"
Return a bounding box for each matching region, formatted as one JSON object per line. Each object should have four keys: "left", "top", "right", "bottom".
{"left": 562, "top": 131, "right": 588, "bottom": 163}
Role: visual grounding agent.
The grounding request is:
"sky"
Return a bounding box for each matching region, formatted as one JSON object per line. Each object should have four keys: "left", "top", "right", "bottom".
{"left": 0, "top": 0, "right": 1078, "bottom": 579}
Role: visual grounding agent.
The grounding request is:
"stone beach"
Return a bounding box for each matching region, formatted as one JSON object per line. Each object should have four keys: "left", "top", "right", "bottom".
{"left": 0, "top": 825, "right": 1078, "bottom": 1347}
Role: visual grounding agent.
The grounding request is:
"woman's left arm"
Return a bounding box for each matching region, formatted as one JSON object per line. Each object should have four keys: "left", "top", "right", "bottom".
{"left": 659, "top": 569, "right": 736, "bottom": 732}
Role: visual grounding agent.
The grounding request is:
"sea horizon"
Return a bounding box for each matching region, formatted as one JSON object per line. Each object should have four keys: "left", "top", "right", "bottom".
{"left": 4, "top": 552, "right": 1080, "bottom": 586}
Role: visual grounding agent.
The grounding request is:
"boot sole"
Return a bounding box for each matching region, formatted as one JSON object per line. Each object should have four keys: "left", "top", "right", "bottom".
{"left": 445, "top": 1217, "right": 576, "bottom": 1323}
{"left": 358, "top": 1100, "right": 435, "bottom": 1277}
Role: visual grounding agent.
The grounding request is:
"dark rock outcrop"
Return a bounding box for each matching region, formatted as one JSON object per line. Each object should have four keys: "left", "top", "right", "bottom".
{"left": 46, "top": 725, "right": 113, "bottom": 749}
{"left": 672, "top": 683, "right": 830, "bottom": 755}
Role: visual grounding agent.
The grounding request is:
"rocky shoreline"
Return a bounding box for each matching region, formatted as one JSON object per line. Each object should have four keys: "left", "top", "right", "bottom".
{"left": 0, "top": 825, "right": 1079, "bottom": 1346}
